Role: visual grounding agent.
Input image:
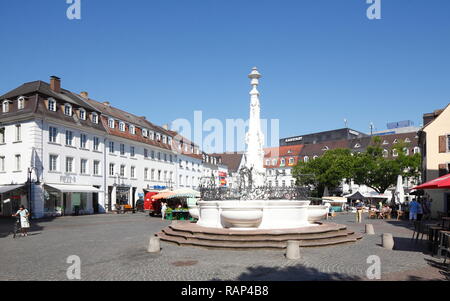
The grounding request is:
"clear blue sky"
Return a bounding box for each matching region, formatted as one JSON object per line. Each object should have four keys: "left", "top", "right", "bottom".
{"left": 1, "top": 0, "right": 450, "bottom": 145}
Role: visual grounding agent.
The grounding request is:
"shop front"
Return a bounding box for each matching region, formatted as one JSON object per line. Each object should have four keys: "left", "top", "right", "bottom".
{"left": 44, "top": 184, "right": 102, "bottom": 216}
{"left": 0, "top": 185, "right": 27, "bottom": 217}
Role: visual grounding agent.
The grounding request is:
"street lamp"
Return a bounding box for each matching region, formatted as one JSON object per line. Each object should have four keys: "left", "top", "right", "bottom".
{"left": 27, "top": 167, "right": 39, "bottom": 219}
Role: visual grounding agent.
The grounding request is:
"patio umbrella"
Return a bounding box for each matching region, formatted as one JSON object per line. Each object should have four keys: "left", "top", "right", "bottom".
{"left": 394, "top": 175, "right": 405, "bottom": 205}
{"left": 413, "top": 174, "right": 450, "bottom": 190}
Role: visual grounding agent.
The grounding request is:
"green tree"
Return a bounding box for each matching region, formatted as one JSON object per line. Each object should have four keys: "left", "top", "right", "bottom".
{"left": 292, "top": 149, "right": 355, "bottom": 196}
{"left": 352, "top": 137, "right": 421, "bottom": 193}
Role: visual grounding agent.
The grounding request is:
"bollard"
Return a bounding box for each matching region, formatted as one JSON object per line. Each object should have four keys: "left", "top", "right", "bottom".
{"left": 148, "top": 236, "right": 161, "bottom": 253}
{"left": 286, "top": 240, "right": 301, "bottom": 260}
{"left": 382, "top": 233, "right": 394, "bottom": 250}
{"left": 365, "top": 224, "right": 375, "bottom": 235}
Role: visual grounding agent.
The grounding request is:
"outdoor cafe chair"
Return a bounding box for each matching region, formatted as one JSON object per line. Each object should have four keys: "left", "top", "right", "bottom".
{"left": 437, "top": 231, "right": 450, "bottom": 260}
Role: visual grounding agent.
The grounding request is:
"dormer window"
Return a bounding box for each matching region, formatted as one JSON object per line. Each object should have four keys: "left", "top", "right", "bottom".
{"left": 383, "top": 149, "right": 389, "bottom": 158}
{"left": 393, "top": 139, "right": 399, "bottom": 144}
{"left": 354, "top": 143, "right": 361, "bottom": 149}
{"left": 129, "top": 125, "right": 135, "bottom": 135}
{"left": 304, "top": 156, "right": 309, "bottom": 163}
{"left": 405, "top": 138, "right": 411, "bottom": 143}
{"left": 272, "top": 159, "right": 277, "bottom": 166}
{"left": 382, "top": 140, "right": 389, "bottom": 145}
{"left": 156, "top": 133, "right": 161, "bottom": 141}
{"left": 313, "top": 155, "right": 318, "bottom": 160}
{"left": 48, "top": 98, "right": 56, "bottom": 111}
{"left": 64, "top": 104, "right": 72, "bottom": 116}
{"left": 322, "top": 146, "right": 329, "bottom": 151}
{"left": 119, "top": 122, "right": 125, "bottom": 132}
{"left": 162, "top": 135, "right": 167, "bottom": 144}
{"left": 79, "top": 109, "right": 86, "bottom": 120}
{"left": 142, "top": 129, "right": 148, "bottom": 137}
{"left": 92, "top": 112, "right": 98, "bottom": 124}
{"left": 2, "top": 100, "right": 10, "bottom": 113}
{"left": 17, "top": 97, "right": 25, "bottom": 110}
{"left": 168, "top": 137, "right": 173, "bottom": 145}
{"left": 108, "top": 118, "right": 115, "bottom": 128}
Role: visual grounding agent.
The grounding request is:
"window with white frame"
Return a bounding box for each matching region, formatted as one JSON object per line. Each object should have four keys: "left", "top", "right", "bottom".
{"left": 151, "top": 169, "right": 155, "bottom": 180}
{"left": 131, "top": 166, "right": 136, "bottom": 178}
{"left": 2, "top": 100, "right": 9, "bottom": 113}
{"left": 109, "top": 141, "right": 114, "bottom": 154}
{"left": 168, "top": 137, "right": 172, "bottom": 145}
{"left": 48, "top": 99, "right": 56, "bottom": 111}
{"left": 289, "top": 158, "right": 295, "bottom": 165}
{"left": 130, "top": 146, "right": 135, "bottom": 157}
{"left": 393, "top": 139, "right": 398, "bottom": 144}
{"left": 49, "top": 155, "right": 58, "bottom": 172}
{"left": 119, "top": 122, "right": 125, "bottom": 132}
{"left": 156, "top": 133, "right": 161, "bottom": 141}
{"left": 129, "top": 125, "right": 135, "bottom": 135}
{"left": 405, "top": 138, "right": 411, "bottom": 143}
{"left": 80, "top": 159, "right": 88, "bottom": 174}
{"left": 120, "top": 144, "right": 125, "bottom": 156}
{"left": 15, "top": 154, "right": 21, "bottom": 171}
{"left": 266, "top": 159, "right": 270, "bottom": 166}
{"left": 272, "top": 159, "right": 277, "bottom": 166}
{"left": 109, "top": 163, "right": 115, "bottom": 176}
{"left": 151, "top": 150, "right": 155, "bottom": 159}
{"left": 144, "top": 149, "right": 148, "bottom": 158}
{"left": 144, "top": 168, "right": 149, "bottom": 180}
{"left": 383, "top": 149, "right": 389, "bottom": 157}
{"left": 142, "top": 129, "right": 148, "bottom": 138}
{"left": 92, "top": 112, "right": 98, "bottom": 124}
{"left": 0, "top": 128, "right": 4, "bottom": 144}
{"left": 49, "top": 126, "right": 58, "bottom": 143}
{"left": 93, "top": 161, "right": 100, "bottom": 176}
{"left": 313, "top": 155, "right": 318, "bottom": 160}
{"left": 383, "top": 140, "right": 389, "bottom": 145}
{"left": 120, "top": 165, "right": 125, "bottom": 177}
{"left": 108, "top": 118, "right": 115, "bottom": 128}
{"left": 65, "top": 157, "right": 74, "bottom": 173}
{"left": 162, "top": 136, "right": 167, "bottom": 144}
{"left": 403, "top": 148, "right": 409, "bottom": 156}
{"left": 0, "top": 156, "right": 5, "bottom": 172}
{"left": 280, "top": 159, "right": 286, "bottom": 166}
{"left": 17, "top": 97, "right": 25, "bottom": 110}
{"left": 79, "top": 109, "right": 86, "bottom": 120}
{"left": 413, "top": 147, "right": 420, "bottom": 154}
{"left": 93, "top": 137, "right": 100, "bottom": 151}
{"left": 80, "top": 133, "right": 87, "bottom": 149}
{"left": 392, "top": 149, "right": 399, "bottom": 157}
{"left": 304, "top": 156, "right": 309, "bottom": 163}
{"left": 158, "top": 170, "right": 161, "bottom": 181}
{"left": 64, "top": 104, "right": 72, "bottom": 116}
{"left": 157, "top": 152, "right": 161, "bottom": 160}
{"left": 65, "top": 130, "right": 73, "bottom": 146}
{"left": 15, "top": 125, "right": 21, "bottom": 142}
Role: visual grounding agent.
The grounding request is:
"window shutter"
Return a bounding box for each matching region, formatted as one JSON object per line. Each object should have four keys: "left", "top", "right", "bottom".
{"left": 439, "top": 135, "right": 447, "bottom": 153}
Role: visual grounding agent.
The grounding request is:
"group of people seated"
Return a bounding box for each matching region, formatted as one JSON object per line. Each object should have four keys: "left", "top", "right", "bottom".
{"left": 368, "top": 204, "right": 393, "bottom": 219}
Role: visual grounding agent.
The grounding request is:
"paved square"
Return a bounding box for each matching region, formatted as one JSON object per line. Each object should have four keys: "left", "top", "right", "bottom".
{"left": 0, "top": 213, "right": 448, "bottom": 281}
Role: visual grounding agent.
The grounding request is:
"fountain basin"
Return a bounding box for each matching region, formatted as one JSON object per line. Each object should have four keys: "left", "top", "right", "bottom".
{"left": 197, "top": 200, "right": 312, "bottom": 229}
{"left": 221, "top": 207, "right": 263, "bottom": 228}
{"left": 188, "top": 207, "right": 199, "bottom": 219}
{"left": 308, "top": 205, "right": 329, "bottom": 222}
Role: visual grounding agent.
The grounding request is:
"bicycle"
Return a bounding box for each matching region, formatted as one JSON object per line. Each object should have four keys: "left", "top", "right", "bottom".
{"left": 12, "top": 216, "right": 22, "bottom": 239}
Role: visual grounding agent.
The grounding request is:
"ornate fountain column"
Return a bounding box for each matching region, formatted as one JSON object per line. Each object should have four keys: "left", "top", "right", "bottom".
{"left": 244, "top": 67, "right": 266, "bottom": 187}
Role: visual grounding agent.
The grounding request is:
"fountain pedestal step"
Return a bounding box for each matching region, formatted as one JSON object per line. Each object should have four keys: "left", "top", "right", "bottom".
{"left": 157, "top": 221, "right": 362, "bottom": 250}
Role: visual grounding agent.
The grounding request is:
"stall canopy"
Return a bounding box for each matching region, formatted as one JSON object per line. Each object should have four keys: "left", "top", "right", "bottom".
{"left": 413, "top": 174, "right": 450, "bottom": 190}
{"left": 322, "top": 197, "right": 348, "bottom": 203}
{"left": 345, "top": 191, "right": 365, "bottom": 201}
{"left": 45, "top": 184, "right": 102, "bottom": 193}
{"left": 151, "top": 191, "right": 176, "bottom": 200}
{"left": 166, "top": 188, "right": 200, "bottom": 199}
{"left": 0, "top": 185, "right": 24, "bottom": 194}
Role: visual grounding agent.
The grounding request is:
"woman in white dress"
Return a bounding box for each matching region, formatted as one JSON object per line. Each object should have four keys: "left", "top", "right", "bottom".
{"left": 13, "top": 205, "right": 30, "bottom": 236}
{"left": 161, "top": 202, "right": 167, "bottom": 220}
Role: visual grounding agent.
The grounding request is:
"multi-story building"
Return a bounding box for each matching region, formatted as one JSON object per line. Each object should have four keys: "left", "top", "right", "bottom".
{"left": 0, "top": 77, "right": 229, "bottom": 218}
{"left": 0, "top": 77, "right": 107, "bottom": 218}
{"left": 419, "top": 104, "right": 450, "bottom": 216}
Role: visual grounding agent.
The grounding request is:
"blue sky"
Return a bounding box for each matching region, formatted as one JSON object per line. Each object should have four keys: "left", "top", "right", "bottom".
{"left": 1, "top": 0, "right": 450, "bottom": 148}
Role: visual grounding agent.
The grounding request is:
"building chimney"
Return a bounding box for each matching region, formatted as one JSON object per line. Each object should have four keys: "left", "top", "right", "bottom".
{"left": 50, "top": 76, "right": 61, "bottom": 93}
{"left": 80, "top": 91, "right": 89, "bottom": 99}
{"left": 103, "top": 101, "right": 110, "bottom": 106}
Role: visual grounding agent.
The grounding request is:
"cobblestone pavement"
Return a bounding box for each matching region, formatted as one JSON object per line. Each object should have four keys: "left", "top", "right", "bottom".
{"left": 0, "top": 213, "right": 448, "bottom": 281}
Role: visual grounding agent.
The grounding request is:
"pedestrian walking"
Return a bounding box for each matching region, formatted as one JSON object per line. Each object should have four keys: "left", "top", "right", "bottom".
{"left": 161, "top": 202, "right": 167, "bottom": 220}
{"left": 12, "top": 205, "right": 30, "bottom": 237}
{"left": 355, "top": 200, "right": 364, "bottom": 223}
{"left": 409, "top": 199, "right": 419, "bottom": 222}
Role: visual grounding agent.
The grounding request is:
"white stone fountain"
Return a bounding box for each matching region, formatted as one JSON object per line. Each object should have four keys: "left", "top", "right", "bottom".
{"left": 195, "top": 68, "right": 328, "bottom": 230}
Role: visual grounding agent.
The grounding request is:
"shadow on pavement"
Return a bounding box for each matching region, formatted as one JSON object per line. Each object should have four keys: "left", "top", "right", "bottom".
{"left": 225, "top": 265, "right": 363, "bottom": 281}
{"left": 0, "top": 217, "right": 54, "bottom": 238}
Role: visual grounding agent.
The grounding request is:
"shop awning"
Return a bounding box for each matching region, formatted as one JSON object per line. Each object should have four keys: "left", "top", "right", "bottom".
{"left": 413, "top": 174, "right": 450, "bottom": 190}
{"left": 0, "top": 185, "right": 24, "bottom": 194}
{"left": 151, "top": 191, "right": 176, "bottom": 200}
{"left": 46, "top": 184, "right": 102, "bottom": 193}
